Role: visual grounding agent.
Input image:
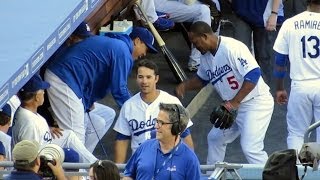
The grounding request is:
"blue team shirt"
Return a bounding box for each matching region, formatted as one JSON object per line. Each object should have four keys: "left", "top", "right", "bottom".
{"left": 124, "top": 139, "right": 201, "bottom": 180}
{"left": 4, "top": 171, "right": 42, "bottom": 180}
{"left": 232, "top": 0, "right": 284, "bottom": 27}
{"left": 48, "top": 35, "right": 133, "bottom": 110}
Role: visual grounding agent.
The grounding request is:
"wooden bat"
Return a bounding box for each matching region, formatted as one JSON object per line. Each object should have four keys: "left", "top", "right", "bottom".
{"left": 134, "top": 1, "right": 188, "bottom": 83}
{"left": 186, "top": 84, "right": 214, "bottom": 119}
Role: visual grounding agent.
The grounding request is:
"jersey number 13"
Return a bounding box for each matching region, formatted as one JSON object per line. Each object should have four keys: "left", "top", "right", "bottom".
{"left": 301, "top": 35, "right": 320, "bottom": 59}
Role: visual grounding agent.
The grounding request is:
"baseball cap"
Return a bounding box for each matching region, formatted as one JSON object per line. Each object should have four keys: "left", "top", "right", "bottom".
{"left": 130, "top": 27, "right": 158, "bottom": 53}
{"left": 73, "top": 22, "right": 92, "bottom": 37}
{"left": 20, "top": 74, "right": 50, "bottom": 93}
{"left": 63, "top": 148, "right": 79, "bottom": 163}
{"left": 0, "top": 103, "right": 11, "bottom": 117}
{"left": 13, "top": 140, "right": 40, "bottom": 164}
{"left": 0, "top": 141, "right": 5, "bottom": 156}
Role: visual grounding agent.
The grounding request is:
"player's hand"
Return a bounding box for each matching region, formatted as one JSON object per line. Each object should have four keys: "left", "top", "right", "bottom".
{"left": 265, "top": 13, "right": 277, "bottom": 31}
{"left": 275, "top": 90, "right": 288, "bottom": 105}
{"left": 47, "top": 159, "right": 67, "bottom": 180}
{"left": 50, "top": 127, "right": 64, "bottom": 139}
{"left": 174, "top": 83, "right": 186, "bottom": 99}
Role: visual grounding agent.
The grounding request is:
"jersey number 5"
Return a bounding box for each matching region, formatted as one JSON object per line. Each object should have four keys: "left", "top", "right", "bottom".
{"left": 227, "top": 76, "right": 239, "bottom": 90}
{"left": 301, "top": 36, "right": 320, "bottom": 58}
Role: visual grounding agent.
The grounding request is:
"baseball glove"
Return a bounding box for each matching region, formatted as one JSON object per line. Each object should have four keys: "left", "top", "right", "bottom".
{"left": 210, "top": 102, "right": 237, "bottom": 129}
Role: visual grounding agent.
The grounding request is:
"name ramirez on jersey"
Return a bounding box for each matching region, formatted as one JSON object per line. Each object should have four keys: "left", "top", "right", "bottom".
{"left": 294, "top": 20, "right": 320, "bottom": 30}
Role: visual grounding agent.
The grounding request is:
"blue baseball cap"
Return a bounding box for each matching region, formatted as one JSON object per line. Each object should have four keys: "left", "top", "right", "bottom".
{"left": 130, "top": 27, "right": 158, "bottom": 53}
{"left": 20, "top": 74, "right": 50, "bottom": 93}
{"left": 0, "top": 103, "right": 11, "bottom": 117}
{"left": 63, "top": 148, "right": 79, "bottom": 163}
{"left": 73, "top": 22, "right": 92, "bottom": 37}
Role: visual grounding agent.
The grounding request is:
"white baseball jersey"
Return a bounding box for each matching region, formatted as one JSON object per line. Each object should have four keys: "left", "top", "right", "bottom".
{"left": 12, "top": 107, "right": 97, "bottom": 163}
{"left": 200, "top": 37, "right": 274, "bottom": 165}
{"left": 7, "top": 95, "right": 21, "bottom": 127}
{"left": 197, "top": 36, "right": 270, "bottom": 101}
{"left": 113, "top": 90, "right": 193, "bottom": 153}
{"left": 0, "top": 131, "right": 12, "bottom": 160}
{"left": 273, "top": 11, "right": 320, "bottom": 81}
{"left": 13, "top": 107, "right": 52, "bottom": 146}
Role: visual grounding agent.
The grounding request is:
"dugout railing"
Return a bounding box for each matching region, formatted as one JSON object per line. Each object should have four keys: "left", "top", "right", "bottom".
{"left": 0, "top": 162, "right": 320, "bottom": 179}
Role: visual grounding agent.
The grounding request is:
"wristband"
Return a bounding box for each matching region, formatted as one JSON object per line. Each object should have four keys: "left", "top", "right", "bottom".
{"left": 271, "top": 11, "right": 278, "bottom": 15}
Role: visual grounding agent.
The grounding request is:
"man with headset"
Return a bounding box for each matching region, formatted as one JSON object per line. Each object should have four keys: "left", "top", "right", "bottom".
{"left": 113, "top": 60, "right": 194, "bottom": 164}
{"left": 123, "top": 103, "right": 201, "bottom": 180}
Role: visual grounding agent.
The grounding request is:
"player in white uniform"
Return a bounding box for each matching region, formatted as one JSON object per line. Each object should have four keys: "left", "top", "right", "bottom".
{"left": 139, "top": 0, "right": 218, "bottom": 71}
{"left": 175, "top": 21, "right": 274, "bottom": 164}
{"left": 113, "top": 60, "right": 194, "bottom": 163}
{"left": 0, "top": 104, "right": 13, "bottom": 161}
{"left": 273, "top": 0, "right": 320, "bottom": 151}
{"left": 12, "top": 74, "right": 97, "bottom": 163}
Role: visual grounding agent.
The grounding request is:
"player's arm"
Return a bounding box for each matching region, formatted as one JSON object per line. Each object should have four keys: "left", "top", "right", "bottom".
{"left": 122, "top": 177, "right": 133, "bottom": 180}
{"left": 274, "top": 52, "right": 289, "bottom": 105}
{"left": 175, "top": 75, "right": 207, "bottom": 99}
{"left": 114, "top": 133, "right": 131, "bottom": 163}
{"left": 183, "top": 135, "right": 194, "bottom": 150}
{"left": 229, "top": 68, "right": 260, "bottom": 108}
{"left": 110, "top": 52, "right": 132, "bottom": 107}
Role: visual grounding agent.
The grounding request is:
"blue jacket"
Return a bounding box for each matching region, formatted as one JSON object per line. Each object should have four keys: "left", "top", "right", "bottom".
{"left": 124, "top": 139, "right": 201, "bottom": 180}
{"left": 4, "top": 171, "right": 42, "bottom": 180}
{"left": 48, "top": 35, "right": 133, "bottom": 111}
{"left": 232, "top": 0, "right": 284, "bottom": 27}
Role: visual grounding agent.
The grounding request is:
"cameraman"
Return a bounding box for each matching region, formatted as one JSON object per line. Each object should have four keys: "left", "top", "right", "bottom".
{"left": 5, "top": 140, "right": 66, "bottom": 180}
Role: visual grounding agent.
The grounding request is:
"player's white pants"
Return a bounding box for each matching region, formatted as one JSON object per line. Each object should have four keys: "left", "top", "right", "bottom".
{"left": 52, "top": 130, "right": 98, "bottom": 163}
{"left": 286, "top": 80, "right": 320, "bottom": 152}
{"left": 140, "top": 0, "right": 158, "bottom": 23}
{"left": 207, "top": 94, "right": 274, "bottom": 164}
{"left": 84, "top": 102, "right": 115, "bottom": 153}
{"left": 45, "top": 70, "right": 86, "bottom": 144}
{"left": 141, "top": 0, "right": 211, "bottom": 66}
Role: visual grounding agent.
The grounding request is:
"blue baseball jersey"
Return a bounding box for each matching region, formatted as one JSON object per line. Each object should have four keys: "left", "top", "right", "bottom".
{"left": 124, "top": 139, "right": 201, "bottom": 180}
{"left": 47, "top": 35, "right": 134, "bottom": 110}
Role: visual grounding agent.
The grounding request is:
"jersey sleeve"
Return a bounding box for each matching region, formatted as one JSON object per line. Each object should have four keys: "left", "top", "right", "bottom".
{"left": 184, "top": 146, "right": 201, "bottom": 180}
{"left": 113, "top": 103, "right": 132, "bottom": 136}
{"left": 273, "top": 20, "right": 289, "bottom": 55}
{"left": 124, "top": 142, "right": 144, "bottom": 178}
{"left": 110, "top": 44, "right": 132, "bottom": 107}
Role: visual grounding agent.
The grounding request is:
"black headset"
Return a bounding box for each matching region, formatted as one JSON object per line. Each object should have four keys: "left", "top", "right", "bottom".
{"left": 171, "top": 104, "right": 183, "bottom": 136}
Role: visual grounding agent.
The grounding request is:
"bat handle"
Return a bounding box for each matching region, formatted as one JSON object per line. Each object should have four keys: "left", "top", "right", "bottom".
{"left": 134, "top": 2, "right": 165, "bottom": 47}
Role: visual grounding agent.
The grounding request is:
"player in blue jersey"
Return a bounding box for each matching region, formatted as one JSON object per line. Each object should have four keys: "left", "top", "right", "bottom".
{"left": 273, "top": 0, "right": 320, "bottom": 152}
{"left": 44, "top": 27, "right": 158, "bottom": 144}
{"left": 123, "top": 103, "right": 200, "bottom": 180}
